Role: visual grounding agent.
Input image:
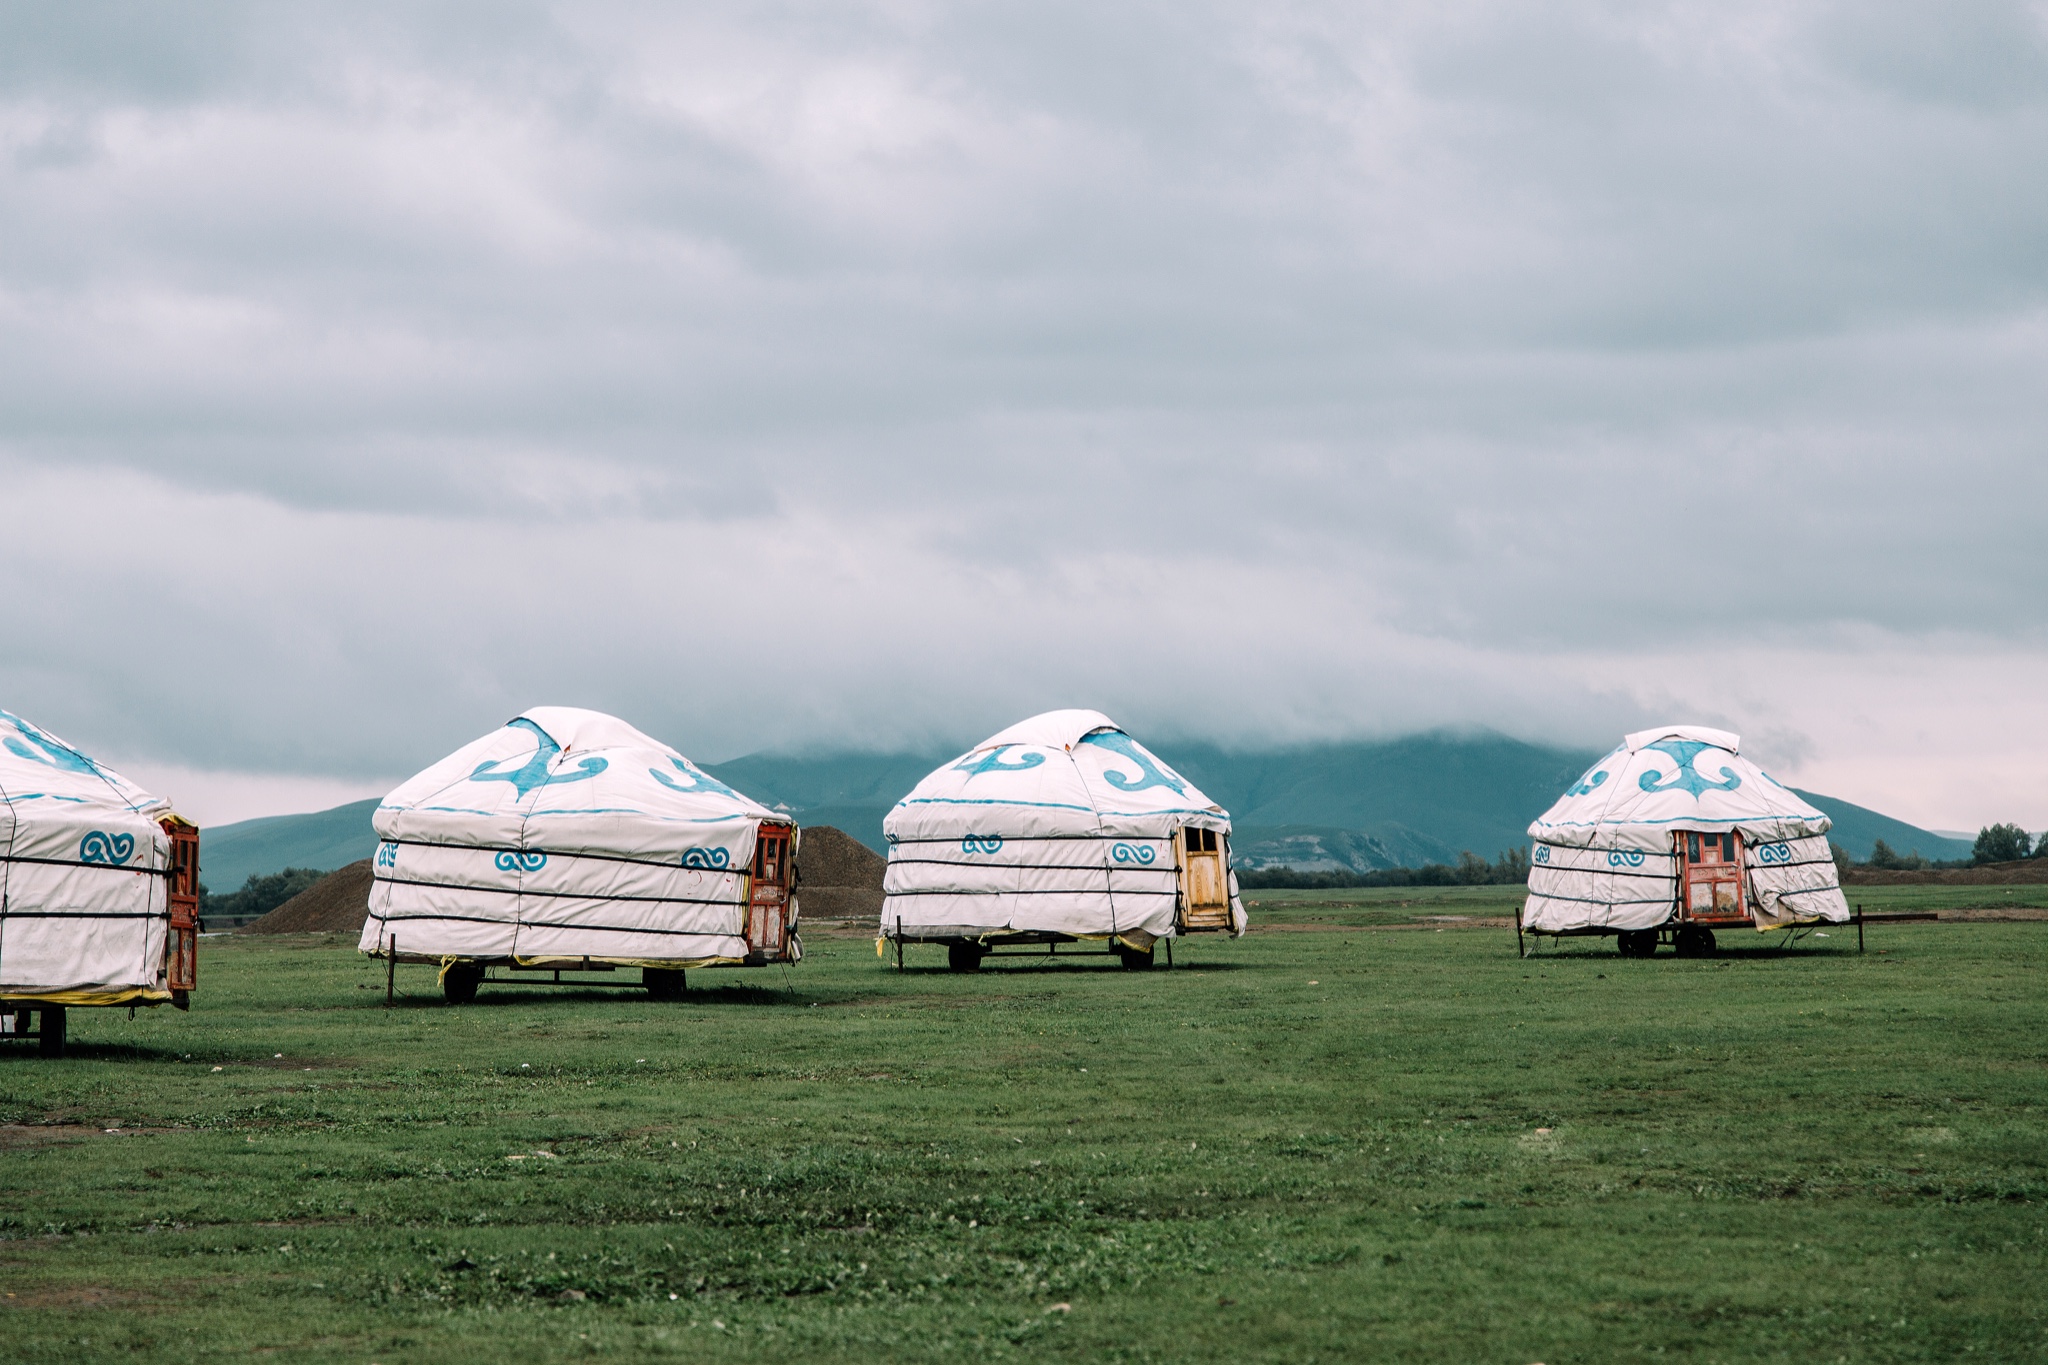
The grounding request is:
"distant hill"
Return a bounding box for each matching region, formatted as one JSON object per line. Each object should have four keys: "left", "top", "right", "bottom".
{"left": 192, "top": 736, "right": 1974, "bottom": 883}
{"left": 1789, "top": 790, "right": 1973, "bottom": 864}
{"left": 199, "top": 798, "right": 380, "bottom": 894}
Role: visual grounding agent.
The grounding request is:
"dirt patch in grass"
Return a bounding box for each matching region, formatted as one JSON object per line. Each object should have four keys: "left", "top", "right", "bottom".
{"left": 1844, "top": 861, "right": 2048, "bottom": 886}
{"left": 0, "top": 1123, "right": 172, "bottom": 1148}
{"left": 3, "top": 1284, "right": 159, "bottom": 1309}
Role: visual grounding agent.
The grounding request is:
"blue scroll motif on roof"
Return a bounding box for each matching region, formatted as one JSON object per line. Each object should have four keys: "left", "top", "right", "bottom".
{"left": 682, "top": 847, "right": 732, "bottom": 870}
{"left": 1080, "top": 731, "right": 1186, "bottom": 795}
{"left": 1636, "top": 739, "right": 1741, "bottom": 798}
{"left": 469, "top": 718, "right": 608, "bottom": 799}
{"left": 1, "top": 709, "right": 103, "bottom": 775}
{"left": 1567, "top": 768, "right": 1609, "bottom": 798}
{"left": 1111, "top": 842, "right": 1156, "bottom": 865}
{"left": 961, "top": 835, "right": 1003, "bottom": 855}
{"left": 952, "top": 745, "right": 1045, "bottom": 779}
{"left": 80, "top": 831, "right": 135, "bottom": 865}
{"left": 650, "top": 757, "right": 742, "bottom": 800}
{"left": 495, "top": 849, "right": 548, "bottom": 874}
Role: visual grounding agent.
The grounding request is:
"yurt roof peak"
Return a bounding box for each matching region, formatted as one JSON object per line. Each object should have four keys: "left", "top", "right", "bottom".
{"left": 1622, "top": 724, "right": 1740, "bottom": 754}
{"left": 503, "top": 706, "right": 668, "bottom": 758}
{"left": 973, "top": 708, "right": 1120, "bottom": 754}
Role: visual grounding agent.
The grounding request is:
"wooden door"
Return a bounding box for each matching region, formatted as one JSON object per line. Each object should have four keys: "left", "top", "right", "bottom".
{"left": 1678, "top": 829, "right": 1746, "bottom": 922}
{"left": 1179, "top": 826, "right": 1232, "bottom": 931}
{"left": 745, "top": 823, "right": 795, "bottom": 959}
{"left": 163, "top": 820, "right": 199, "bottom": 997}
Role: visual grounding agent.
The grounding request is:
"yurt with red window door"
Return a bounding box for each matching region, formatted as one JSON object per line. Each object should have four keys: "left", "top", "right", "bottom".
{"left": 1, "top": 708, "right": 201, "bottom": 1056}
{"left": 880, "top": 709, "right": 1245, "bottom": 971}
{"left": 358, "top": 708, "right": 799, "bottom": 1002}
{"left": 1521, "top": 725, "right": 1849, "bottom": 957}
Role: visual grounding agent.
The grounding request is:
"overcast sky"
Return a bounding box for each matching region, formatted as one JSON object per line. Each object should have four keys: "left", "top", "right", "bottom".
{"left": 2, "top": 1, "right": 2045, "bottom": 830}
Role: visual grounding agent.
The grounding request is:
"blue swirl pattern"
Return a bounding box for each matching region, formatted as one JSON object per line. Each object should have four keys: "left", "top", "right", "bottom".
{"left": 960, "top": 835, "right": 1004, "bottom": 855}
{"left": 1080, "top": 732, "right": 1187, "bottom": 795}
{"left": 494, "top": 849, "right": 548, "bottom": 874}
{"left": 469, "top": 718, "right": 609, "bottom": 798}
{"left": 79, "top": 830, "right": 135, "bottom": 865}
{"left": 1112, "top": 842, "right": 1157, "bottom": 865}
{"left": 651, "top": 758, "right": 744, "bottom": 800}
{"left": 375, "top": 841, "right": 399, "bottom": 869}
{"left": 682, "top": 847, "right": 733, "bottom": 870}
{"left": 1636, "top": 739, "right": 1742, "bottom": 798}
{"left": 2, "top": 708, "right": 104, "bottom": 775}
{"left": 951, "top": 746, "right": 1045, "bottom": 778}
{"left": 1757, "top": 843, "right": 1793, "bottom": 865}
{"left": 1606, "top": 849, "right": 1646, "bottom": 868}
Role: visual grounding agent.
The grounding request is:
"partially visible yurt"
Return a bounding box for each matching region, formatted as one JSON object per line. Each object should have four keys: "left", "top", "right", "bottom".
{"left": 1, "top": 708, "right": 200, "bottom": 1055}
{"left": 358, "top": 708, "right": 799, "bottom": 1002}
{"left": 1522, "top": 725, "right": 1849, "bottom": 956}
{"left": 881, "top": 709, "right": 1245, "bottom": 971}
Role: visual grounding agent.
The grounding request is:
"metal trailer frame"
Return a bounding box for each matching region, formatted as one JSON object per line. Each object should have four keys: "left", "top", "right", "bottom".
{"left": 1, "top": 818, "right": 201, "bottom": 1058}
{"left": 881, "top": 924, "right": 1178, "bottom": 973}
{"left": 1515, "top": 902, "right": 1941, "bottom": 958}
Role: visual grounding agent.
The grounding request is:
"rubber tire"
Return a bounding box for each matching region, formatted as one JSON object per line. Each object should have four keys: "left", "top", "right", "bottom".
{"left": 443, "top": 964, "right": 483, "bottom": 1005}
{"left": 947, "top": 942, "right": 985, "bottom": 973}
{"left": 1675, "top": 926, "right": 1717, "bottom": 958}
{"left": 1116, "top": 942, "right": 1156, "bottom": 971}
{"left": 644, "top": 967, "right": 686, "bottom": 1000}
{"left": 38, "top": 1006, "right": 65, "bottom": 1058}
{"left": 1617, "top": 929, "right": 1658, "bottom": 959}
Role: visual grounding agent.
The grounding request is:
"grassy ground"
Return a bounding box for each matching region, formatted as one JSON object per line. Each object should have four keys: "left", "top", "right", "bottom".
{"left": 1, "top": 906, "right": 2044, "bottom": 1362}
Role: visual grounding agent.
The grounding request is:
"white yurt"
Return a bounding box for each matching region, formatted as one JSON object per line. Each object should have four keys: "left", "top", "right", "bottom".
{"left": 1522, "top": 725, "right": 1850, "bottom": 955}
{"left": 358, "top": 708, "right": 799, "bottom": 1001}
{"left": 1, "top": 708, "right": 200, "bottom": 1054}
{"left": 881, "top": 709, "right": 1245, "bottom": 970}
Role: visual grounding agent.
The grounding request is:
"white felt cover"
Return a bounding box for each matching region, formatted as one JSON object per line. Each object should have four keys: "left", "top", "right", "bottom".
{"left": 0, "top": 709, "right": 174, "bottom": 998}
{"left": 881, "top": 710, "right": 1246, "bottom": 941}
{"left": 358, "top": 708, "right": 795, "bottom": 965}
{"left": 1523, "top": 728, "right": 1849, "bottom": 932}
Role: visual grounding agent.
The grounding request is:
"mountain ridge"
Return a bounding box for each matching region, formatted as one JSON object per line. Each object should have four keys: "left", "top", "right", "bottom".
{"left": 194, "top": 734, "right": 1977, "bottom": 883}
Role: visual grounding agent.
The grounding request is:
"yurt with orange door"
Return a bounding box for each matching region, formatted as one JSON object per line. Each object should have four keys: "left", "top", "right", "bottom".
{"left": 880, "top": 709, "right": 1245, "bottom": 971}
{"left": 358, "top": 708, "right": 799, "bottom": 1002}
{"left": 1521, "top": 725, "right": 1849, "bottom": 956}
{"left": 1, "top": 708, "right": 200, "bottom": 1055}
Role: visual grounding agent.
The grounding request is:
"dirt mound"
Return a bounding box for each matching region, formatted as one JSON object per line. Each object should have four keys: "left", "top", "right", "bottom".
{"left": 239, "top": 860, "right": 374, "bottom": 934}
{"left": 798, "top": 826, "right": 886, "bottom": 921}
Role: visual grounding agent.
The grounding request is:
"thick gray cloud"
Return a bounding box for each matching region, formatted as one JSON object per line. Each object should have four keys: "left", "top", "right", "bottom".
{"left": 1, "top": 1, "right": 2045, "bottom": 825}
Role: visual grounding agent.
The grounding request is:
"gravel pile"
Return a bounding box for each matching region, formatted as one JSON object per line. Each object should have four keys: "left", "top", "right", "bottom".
{"left": 238, "top": 860, "right": 374, "bottom": 934}
{"left": 797, "top": 825, "right": 886, "bottom": 920}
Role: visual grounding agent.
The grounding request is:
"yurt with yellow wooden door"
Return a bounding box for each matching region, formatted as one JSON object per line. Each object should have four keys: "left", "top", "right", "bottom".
{"left": 880, "top": 709, "right": 1245, "bottom": 971}
{"left": 358, "top": 708, "right": 799, "bottom": 1002}
{"left": 1521, "top": 725, "right": 1849, "bottom": 957}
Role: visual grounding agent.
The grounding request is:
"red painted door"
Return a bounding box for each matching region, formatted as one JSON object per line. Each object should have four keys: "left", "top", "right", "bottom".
{"left": 1678, "top": 830, "right": 1746, "bottom": 922}
{"left": 746, "top": 823, "right": 795, "bottom": 959}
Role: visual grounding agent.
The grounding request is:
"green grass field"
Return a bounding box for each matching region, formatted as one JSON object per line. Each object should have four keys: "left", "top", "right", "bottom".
{"left": 3, "top": 904, "right": 2045, "bottom": 1361}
